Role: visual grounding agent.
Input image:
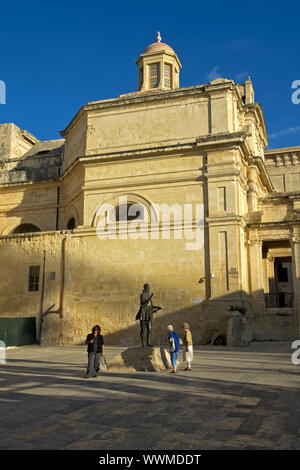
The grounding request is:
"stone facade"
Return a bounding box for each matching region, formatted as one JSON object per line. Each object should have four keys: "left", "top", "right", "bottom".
{"left": 0, "top": 36, "right": 299, "bottom": 345}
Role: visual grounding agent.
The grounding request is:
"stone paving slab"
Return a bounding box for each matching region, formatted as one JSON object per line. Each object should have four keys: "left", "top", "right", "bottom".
{"left": 0, "top": 342, "right": 299, "bottom": 450}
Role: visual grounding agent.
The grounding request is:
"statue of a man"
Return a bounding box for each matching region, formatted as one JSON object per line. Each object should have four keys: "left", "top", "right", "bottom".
{"left": 136, "top": 283, "right": 161, "bottom": 347}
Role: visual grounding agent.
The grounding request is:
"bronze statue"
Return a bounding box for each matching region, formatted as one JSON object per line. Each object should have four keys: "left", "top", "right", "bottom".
{"left": 136, "top": 283, "right": 161, "bottom": 347}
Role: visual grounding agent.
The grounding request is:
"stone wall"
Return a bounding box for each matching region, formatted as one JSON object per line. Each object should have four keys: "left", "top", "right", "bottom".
{"left": 265, "top": 146, "right": 300, "bottom": 192}
{"left": 0, "top": 230, "right": 251, "bottom": 346}
{"left": 264, "top": 310, "right": 294, "bottom": 341}
{"left": 0, "top": 123, "right": 38, "bottom": 162}
{"left": 0, "top": 181, "right": 59, "bottom": 235}
{"left": 226, "top": 310, "right": 252, "bottom": 347}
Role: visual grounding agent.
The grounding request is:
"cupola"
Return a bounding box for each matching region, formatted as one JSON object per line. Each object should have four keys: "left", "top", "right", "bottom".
{"left": 136, "top": 32, "right": 182, "bottom": 92}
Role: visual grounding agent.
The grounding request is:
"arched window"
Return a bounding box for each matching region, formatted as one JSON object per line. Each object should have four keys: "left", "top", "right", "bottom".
{"left": 12, "top": 224, "right": 41, "bottom": 234}
{"left": 116, "top": 202, "right": 144, "bottom": 222}
{"left": 67, "top": 217, "right": 76, "bottom": 230}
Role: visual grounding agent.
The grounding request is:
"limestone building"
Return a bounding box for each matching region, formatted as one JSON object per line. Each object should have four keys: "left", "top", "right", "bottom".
{"left": 0, "top": 34, "right": 300, "bottom": 346}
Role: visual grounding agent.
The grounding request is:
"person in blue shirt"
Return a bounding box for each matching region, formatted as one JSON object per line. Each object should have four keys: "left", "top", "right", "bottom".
{"left": 167, "top": 325, "right": 180, "bottom": 373}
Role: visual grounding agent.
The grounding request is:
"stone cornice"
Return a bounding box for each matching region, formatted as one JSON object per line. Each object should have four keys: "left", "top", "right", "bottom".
{"left": 0, "top": 178, "right": 59, "bottom": 190}
{"left": 248, "top": 220, "right": 300, "bottom": 229}
{"left": 20, "top": 129, "right": 40, "bottom": 145}
{"left": 135, "top": 48, "right": 182, "bottom": 68}
{"left": 61, "top": 132, "right": 250, "bottom": 179}
{"left": 252, "top": 156, "right": 274, "bottom": 192}
{"left": 206, "top": 215, "right": 245, "bottom": 226}
{"left": 265, "top": 145, "right": 300, "bottom": 155}
{"left": 196, "top": 131, "right": 247, "bottom": 147}
{"left": 0, "top": 230, "right": 69, "bottom": 241}
{"left": 260, "top": 190, "right": 300, "bottom": 201}
{"left": 82, "top": 173, "right": 204, "bottom": 194}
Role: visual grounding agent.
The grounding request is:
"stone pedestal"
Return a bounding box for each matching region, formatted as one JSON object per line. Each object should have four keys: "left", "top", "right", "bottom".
{"left": 108, "top": 346, "right": 178, "bottom": 372}
{"left": 226, "top": 310, "right": 252, "bottom": 347}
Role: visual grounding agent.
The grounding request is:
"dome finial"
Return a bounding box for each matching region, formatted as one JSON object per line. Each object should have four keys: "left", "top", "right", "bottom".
{"left": 156, "top": 31, "right": 161, "bottom": 43}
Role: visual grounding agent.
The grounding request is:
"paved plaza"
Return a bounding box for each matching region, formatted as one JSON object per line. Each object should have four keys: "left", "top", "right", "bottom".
{"left": 0, "top": 342, "right": 299, "bottom": 450}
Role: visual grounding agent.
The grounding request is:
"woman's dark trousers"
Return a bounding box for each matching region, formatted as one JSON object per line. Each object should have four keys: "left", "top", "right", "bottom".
{"left": 86, "top": 352, "right": 101, "bottom": 377}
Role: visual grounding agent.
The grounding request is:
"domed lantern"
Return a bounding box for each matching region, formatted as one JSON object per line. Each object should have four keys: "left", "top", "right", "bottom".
{"left": 136, "top": 32, "right": 182, "bottom": 92}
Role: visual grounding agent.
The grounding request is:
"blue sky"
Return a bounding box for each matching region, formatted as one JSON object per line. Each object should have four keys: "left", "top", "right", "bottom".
{"left": 0, "top": 0, "right": 299, "bottom": 149}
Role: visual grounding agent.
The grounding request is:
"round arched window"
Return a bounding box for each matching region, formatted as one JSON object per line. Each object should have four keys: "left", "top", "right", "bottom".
{"left": 116, "top": 203, "right": 144, "bottom": 222}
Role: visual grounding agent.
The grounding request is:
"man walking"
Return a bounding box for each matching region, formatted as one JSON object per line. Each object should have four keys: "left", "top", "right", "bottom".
{"left": 85, "top": 325, "right": 104, "bottom": 378}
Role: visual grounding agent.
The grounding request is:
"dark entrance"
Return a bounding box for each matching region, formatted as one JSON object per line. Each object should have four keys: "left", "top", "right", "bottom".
{"left": 274, "top": 257, "right": 293, "bottom": 307}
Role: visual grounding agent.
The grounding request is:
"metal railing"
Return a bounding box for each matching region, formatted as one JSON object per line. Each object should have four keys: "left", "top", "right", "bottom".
{"left": 264, "top": 292, "right": 294, "bottom": 308}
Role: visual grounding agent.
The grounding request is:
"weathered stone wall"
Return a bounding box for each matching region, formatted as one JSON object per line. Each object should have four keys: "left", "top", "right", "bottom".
{"left": 0, "top": 228, "right": 250, "bottom": 346}
{"left": 0, "top": 182, "right": 59, "bottom": 235}
{"left": 264, "top": 310, "right": 294, "bottom": 341}
{"left": 0, "top": 123, "right": 38, "bottom": 162}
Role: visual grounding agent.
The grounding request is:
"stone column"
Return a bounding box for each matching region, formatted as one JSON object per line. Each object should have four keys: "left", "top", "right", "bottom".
{"left": 248, "top": 239, "right": 266, "bottom": 340}
{"left": 291, "top": 231, "right": 300, "bottom": 338}
{"left": 247, "top": 166, "right": 258, "bottom": 212}
{"left": 263, "top": 253, "right": 275, "bottom": 293}
{"left": 142, "top": 64, "right": 149, "bottom": 91}
{"left": 158, "top": 59, "right": 164, "bottom": 89}
{"left": 267, "top": 254, "right": 275, "bottom": 293}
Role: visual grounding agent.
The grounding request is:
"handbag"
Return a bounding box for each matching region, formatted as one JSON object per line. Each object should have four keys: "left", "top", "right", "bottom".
{"left": 169, "top": 338, "right": 175, "bottom": 353}
{"left": 99, "top": 356, "right": 108, "bottom": 372}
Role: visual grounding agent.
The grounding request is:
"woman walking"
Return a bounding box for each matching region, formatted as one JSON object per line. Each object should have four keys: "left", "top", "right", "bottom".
{"left": 182, "top": 323, "right": 193, "bottom": 371}
{"left": 167, "top": 325, "right": 180, "bottom": 373}
{"left": 85, "top": 325, "right": 104, "bottom": 378}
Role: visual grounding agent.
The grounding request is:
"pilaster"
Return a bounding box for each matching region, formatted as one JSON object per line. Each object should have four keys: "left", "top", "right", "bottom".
{"left": 248, "top": 239, "right": 266, "bottom": 339}
{"left": 291, "top": 228, "right": 300, "bottom": 338}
